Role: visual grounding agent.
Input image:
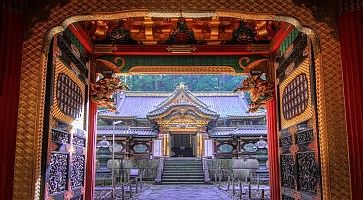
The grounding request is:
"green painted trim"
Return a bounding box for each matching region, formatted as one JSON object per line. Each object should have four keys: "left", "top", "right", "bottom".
{"left": 99, "top": 55, "right": 266, "bottom": 73}
{"left": 64, "top": 28, "right": 85, "bottom": 55}
{"left": 279, "top": 28, "right": 299, "bottom": 56}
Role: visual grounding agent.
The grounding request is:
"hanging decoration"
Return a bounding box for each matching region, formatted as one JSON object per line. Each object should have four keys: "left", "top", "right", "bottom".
{"left": 104, "top": 20, "right": 140, "bottom": 44}
{"left": 223, "top": 21, "right": 256, "bottom": 44}
{"left": 158, "top": 18, "right": 206, "bottom": 45}
{"left": 234, "top": 73, "right": 273, "bottom": 112}
{"left": 90, "top": 75, "right": 129, "bottom": 111}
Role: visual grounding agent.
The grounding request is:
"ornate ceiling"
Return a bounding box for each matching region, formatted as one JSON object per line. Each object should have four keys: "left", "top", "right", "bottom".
{"left": 79, "top": 17, "right": 283, "bottom": 45}
{"left": 72, "top": 16, "right": 293, "bottom": 56}
{"left": 65, "top": 16, "right": 294, "bottom": 75}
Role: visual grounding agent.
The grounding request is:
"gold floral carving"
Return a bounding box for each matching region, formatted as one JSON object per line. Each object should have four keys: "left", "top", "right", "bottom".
{"left": 127, "top": 65, "right": 236, "bottom": 74}
{"left": 15, "top": 3, "right": 350, "bottom": 200}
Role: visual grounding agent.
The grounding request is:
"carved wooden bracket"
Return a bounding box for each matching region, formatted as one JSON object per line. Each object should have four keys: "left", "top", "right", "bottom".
{"left": 234, "top": 73, "right": 274, "bottom": 112}
{"left": 89, "top": 76, "right": 129, "bottom": 111}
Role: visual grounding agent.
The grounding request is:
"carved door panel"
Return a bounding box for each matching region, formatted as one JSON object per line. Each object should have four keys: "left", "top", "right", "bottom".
{"left": 276, "top": 32, "right": 321, "bottom": 199}
{"left": 42, "top": 31, "right": 90, "bottom": 200}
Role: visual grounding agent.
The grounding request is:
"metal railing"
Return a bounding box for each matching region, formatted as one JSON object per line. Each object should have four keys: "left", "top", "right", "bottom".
{"left": 96, "top": 167, "right": 158, "bottom": 186}
{"left": 97, "top": 174, "right": 146, "bottom": 200}
{"left": 209, "top": 164, "right": 270, "bottom": 200}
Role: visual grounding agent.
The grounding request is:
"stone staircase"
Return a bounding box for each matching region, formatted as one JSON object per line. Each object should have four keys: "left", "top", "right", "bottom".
{"left": 161, "top": 158, "right": 205, "bottom": 184}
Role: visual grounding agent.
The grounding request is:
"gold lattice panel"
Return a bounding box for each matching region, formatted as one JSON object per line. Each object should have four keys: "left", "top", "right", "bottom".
{"left": 279, "top": 57, "right": 313, "bottom": 129}
{"left": 52, "top": 58, "right": 86, "bottom": 125}
{"left": 14, "top": 1, "right": 351, "bottom": 200}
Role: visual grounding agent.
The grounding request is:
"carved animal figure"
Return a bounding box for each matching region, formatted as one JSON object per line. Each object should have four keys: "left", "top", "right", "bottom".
{"left": 234, "top": 74, "right": 273, "bottom": 112}
{"left": 90, "top": 76, "right": 129, "bottom": 111}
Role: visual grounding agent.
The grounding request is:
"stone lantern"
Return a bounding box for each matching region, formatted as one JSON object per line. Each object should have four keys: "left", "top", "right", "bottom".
{"left": 96, "top": 136, "right": 111, "bottom": 176}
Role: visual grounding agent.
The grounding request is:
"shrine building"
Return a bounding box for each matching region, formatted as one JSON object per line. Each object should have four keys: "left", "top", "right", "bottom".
{"left": 97, "top": 83, "right": 267, "bottom": 159}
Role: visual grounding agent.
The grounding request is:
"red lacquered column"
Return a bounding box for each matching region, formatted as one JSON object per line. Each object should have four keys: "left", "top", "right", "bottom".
{"left": 0, "top": 3, "right": 25, "bottom": 200}
{"left": 266, "top": 99, "right": 280, "bottom": 200}
{"left": 338, "top": 6, "right": 363, "bottom": 200}
{"left": 85, "top": 101, "right": 97, "bottom": 199}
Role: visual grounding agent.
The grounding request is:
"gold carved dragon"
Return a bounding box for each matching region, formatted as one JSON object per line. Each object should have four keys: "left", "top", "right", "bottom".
{"left": 90, "top": 76, "right": 129, "bottom": 111}
{"left": 234, "top": 74, "right": 273, "bottom": 112}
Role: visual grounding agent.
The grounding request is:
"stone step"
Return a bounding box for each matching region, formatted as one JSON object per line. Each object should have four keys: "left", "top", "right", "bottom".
{"left": 165, "top": 160, "right": 201, "bottom": 162}
{"left": 164, "top": 163, "right": 202, "bottom": 165}
{"left": 163, "top": 168, "right": 202, "bottom": 171}
{"left": 164, "top": 165, "right": 202, "bottom": 167}
{"left": 160, "top": 182, "right": 206, "bottom": 185}
{"left": 163, "top": 169, "right": 203, "bottom": 172}
{"left": 162, "top": 176, "right": 204, "bottom": 180}
{"left": 161, "top": 178, "right": 204, "bottom": 181}
{"left": 164, "top": 167, "right": 203, "bottom": 170}
{"left": 163, "top": 170, "right": 203, "bottom": 173}
{"left": 163, "top": 172, "right": 204, "bottom": 176}
{"left": 164, "top": 163, "right": 202, "bottom": 166}
{"left": 160, "top": 158, "right": 205, "bottom": 184}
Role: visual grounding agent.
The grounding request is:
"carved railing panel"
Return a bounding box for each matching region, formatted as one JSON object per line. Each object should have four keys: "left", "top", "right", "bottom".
{"left": 280, "top": 154, "right": 296, "bottom": 189}
{"left": 277, "top": 33, "right": 321, "bottom": 199}
{"left": 297, "top": 151, "right": 318, "bottom": 193}
{"left": 44, "top": 33, "right": 89, "bottom": 200}
{"left": 296, "top": 129, "right": 314, "bottom": 145}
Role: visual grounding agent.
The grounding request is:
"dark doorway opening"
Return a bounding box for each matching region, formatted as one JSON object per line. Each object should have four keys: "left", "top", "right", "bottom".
{"left": 171, "top": 134, "right": 194, "bottom": 157}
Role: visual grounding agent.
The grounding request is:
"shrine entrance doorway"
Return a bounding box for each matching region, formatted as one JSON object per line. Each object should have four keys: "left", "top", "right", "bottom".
{"left": 171, "top": 134, "right": 195, "bottom": 157}
{"left": 13, "top": 6, "right": 353, "bottom": 200}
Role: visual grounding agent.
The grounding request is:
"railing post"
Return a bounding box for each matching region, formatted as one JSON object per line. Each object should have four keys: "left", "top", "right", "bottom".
{"left": 239, "top": 180, "right": 242, "bottom": 200}
{"left": 261, "top": 188, "right": 265, "bottom": 200}
{"left": 248, "top": 184, "right": 252, "bottom": 199}
{"left": 218, "top": 172, "right": 221, "bottom": 187}
{"left": 140, "top": 173, "right": 143, "bottom": 191}
{"left": 129, "top": 182, "right": 132, "bottom": 198}
{"left": 136, "top": 178, "right": 139, "bottom": 193}
{"left": 227, "top": 176, "right": 230, "bottom": 191}
{"left": 121, "top": 184, "right": 125, "bottom": 200}
{"left": 232, "top": 177, "right": 235, "bottom": 195}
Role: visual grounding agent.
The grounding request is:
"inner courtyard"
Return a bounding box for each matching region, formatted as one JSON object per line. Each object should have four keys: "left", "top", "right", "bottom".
{"left": 1, "top": 1, "right": 362, "bottom": 200}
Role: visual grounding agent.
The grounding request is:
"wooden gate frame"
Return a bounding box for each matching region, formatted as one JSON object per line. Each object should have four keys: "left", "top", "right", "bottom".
{"left": 15, "top": 1, "right": 350, "bottom": 199}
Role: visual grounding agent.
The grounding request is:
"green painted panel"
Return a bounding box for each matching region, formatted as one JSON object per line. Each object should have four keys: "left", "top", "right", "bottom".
{"left": 64, "top": 29, "right": 85, "bottom": 55}
{"left": 279, "top": 28, "right": 300, "bottom": 56}
{"left": 100, "top": 55, "right": 266, "bottom": 73}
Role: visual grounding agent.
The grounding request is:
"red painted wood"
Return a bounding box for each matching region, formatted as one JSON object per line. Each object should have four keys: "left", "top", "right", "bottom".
{"left": 266, "top": 99, "right": 280, "bottom": 200}
{"left": 270, "top": 25, "right": 295, "bottom": 53}
{"left": 339, "top": 9, "right": 363, "bottom": 200}
{"left": 85, "top": 102, "right": 97, "bottom": 200}
{"left": 0, "top": 7, "right": 24, "bottom": 200}
{"left": 68, "top": 24, "right": 93, "bottom": 54}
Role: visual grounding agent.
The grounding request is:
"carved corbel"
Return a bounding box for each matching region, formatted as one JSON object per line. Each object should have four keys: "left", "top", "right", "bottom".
{"left": 234, "top": 73, "right": 274, "bottom": 112}
{"left": 89, "top": 75, "right": 129, "bottom": 111}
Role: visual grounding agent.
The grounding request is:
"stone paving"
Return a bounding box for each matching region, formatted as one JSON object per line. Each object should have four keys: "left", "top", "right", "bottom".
{"left": 137, "top": 184, "right": 232, "bottom": 200}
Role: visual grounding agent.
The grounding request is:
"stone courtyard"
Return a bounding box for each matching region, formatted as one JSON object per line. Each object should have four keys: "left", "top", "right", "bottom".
{"left": 137, "top": 185, "right": 231, "bottom": 200}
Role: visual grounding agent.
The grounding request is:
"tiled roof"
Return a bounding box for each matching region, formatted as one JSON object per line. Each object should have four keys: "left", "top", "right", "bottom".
{"left": 231, "top": 125, "right": 267, "bottom": 136}
{"left": 97, "top": 126, "right": 157, "bottom": 137}
{"left": 148, "top": 102, "right": 218, "bottom": 117}
{"left": 98, "top": 91, "right": 265, "bottom": 118}
{"left": 209, "top": 125, "right": 267, "bottom": 137}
